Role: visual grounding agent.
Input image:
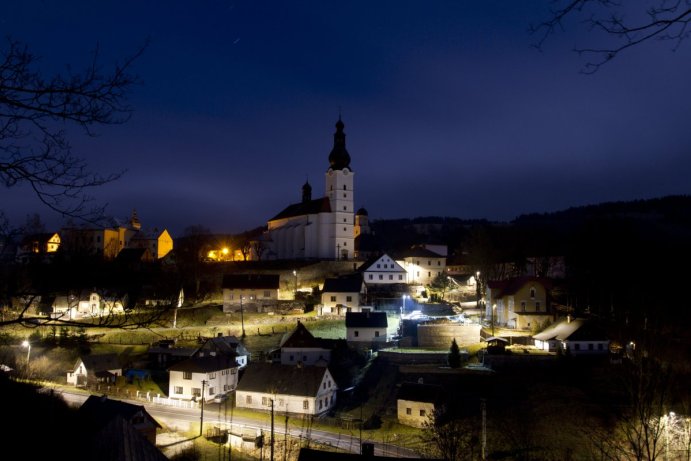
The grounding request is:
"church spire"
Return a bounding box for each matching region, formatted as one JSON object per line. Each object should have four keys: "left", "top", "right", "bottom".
{"left": 302, "top": 180, "right": 312, "bottom": 203}
{"left": 328, "top": 117, "right": 351, "bottom": 171}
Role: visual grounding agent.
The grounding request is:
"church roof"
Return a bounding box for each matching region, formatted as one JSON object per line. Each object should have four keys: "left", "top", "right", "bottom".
{"left": 268, "top": 196, "right": 331, "bottom": 221}
{"left": 328, "top": 118, "right": 351, "bottom": 171}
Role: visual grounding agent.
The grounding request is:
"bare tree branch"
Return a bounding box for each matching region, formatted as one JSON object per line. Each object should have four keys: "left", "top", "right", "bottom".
{"left": 531, "top": 1, "right": 691, "bottom": 73}
{"left": 0, "top": 36, "right": 146, "bottom": 221}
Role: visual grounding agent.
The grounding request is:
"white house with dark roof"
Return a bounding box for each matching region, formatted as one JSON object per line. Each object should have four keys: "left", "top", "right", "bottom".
{"left": 271, "top": 320, "right": 332, "bottom": 366}
{"left": 397, "top": 382, "right": 445, "bottom": 428}
{"left": 485, "top": 276, "right": 552, "bottom": 330}
{"left": 360, "top": 253, "right": 407, "bottom": 286}
{"left": 222, "top": 273, "right": 281, "bottom": 313}
{"left": 533, "top": 317, "right": 610, "bottom": 355}
{"left": 235, "top": 362, "right": 337, "bottom": 416}
{"left": 168, "top": 355, "right": 239, "bottom": 402}
{"left": 67, "top": 353, "right": 122, "bottom": 387}
{"left": 345, "top": 311, "right": 389, "bottom": 343}
{"left": 397, "top": 245, "right": 447, "bottom": 287}
{"left": 196, "top": 333, "right": 250, "bottom": 369}
{"left": 264, "top": 118, "right": 355, "bottom": 261}
{"left": 319, "top": 274, "right": 366, "bottom": 315}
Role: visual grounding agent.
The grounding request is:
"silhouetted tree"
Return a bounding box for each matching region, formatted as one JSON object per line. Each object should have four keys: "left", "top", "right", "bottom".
{"left": 0, "top": 36, "right": 144, "bottom": 220}
{"left": 447, "top": 338, "right": 462, "bottom": 368}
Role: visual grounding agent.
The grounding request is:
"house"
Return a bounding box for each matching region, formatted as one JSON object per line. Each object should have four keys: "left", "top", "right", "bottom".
{"left": 485, "top": 276, "right": 552, "bottom": 330}
{"left": 533, "top": 317, "right": 610, "bottom": 355}
{"left": 345, "top": 311, "right": 388, "bottom": 344}
{"left": 168, "top": 354, "right": 239, "bottom": 402}
{"left": 78, "top": 394, "right": 162, "bottom": 446}
{"left": 222, "top": 273, "right": 280, "bottom": 313}
{"left": 270, "top": 320, "right": 332, "bottom": 366}
{"left": 16, "top": 232, "right": 60, "bottom": 263}
{"left": 147, "top": 340, "right": 196, "bottom": 369}
{"left": 196, "top": 333, "right": 250, "bottom": 369}
{"left": 397, "top": 382, "right": 444, "bottom": 428}
{"left": 397, "top": 245, "right": 447, "bottom": 289}
{"left": 81, "top": 414, "right": 169, "bottom": 461}
{"left": 235, "top": 362, "right": 337, "bottom": 416}
{"left": 129, "top": 227, "right": 174, "bottom": 259}
{"left": 67, "top": 354, "right": 122, "bottom": 387}
{"left": 320, "top": 274, "right": 366, "bottom": 315}
{"left": 360, "top": 253, "right": 408, "bottom": 286}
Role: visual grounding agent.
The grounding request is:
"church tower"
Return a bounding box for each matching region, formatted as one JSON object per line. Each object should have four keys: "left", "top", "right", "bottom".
{"left": 325, "top": 118, "right": 354, "bottom": 260}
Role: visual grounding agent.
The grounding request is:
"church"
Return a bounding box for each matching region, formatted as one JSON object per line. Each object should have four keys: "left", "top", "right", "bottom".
{"left": 264, "top": 118, "right": 356, "bottom": 260}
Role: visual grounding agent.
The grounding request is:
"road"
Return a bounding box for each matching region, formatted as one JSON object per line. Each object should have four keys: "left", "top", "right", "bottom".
{"left": 51, "top": 388, "right": 422, "bottom": 458}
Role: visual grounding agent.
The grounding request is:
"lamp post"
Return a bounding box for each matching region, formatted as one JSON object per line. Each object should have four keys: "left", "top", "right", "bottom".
{"left": 476, "top": 271, "right": 481, "bottom": 309}
{"left": 22, "top": 340, "right": 31, "bottom": 367}
{"left": 401, "top": 294, "right": 408, "bottom": 316}
{"left": 492, "top": 304, "right": 496, "bottom": 336}
{"left": 240, "top": 296, "right": 246, "bottom": 338}
{"left": 200, "top": 379, "right": 208, "bottom": 437}
{"left": 292, "top": 270, "right": 298, "bottom": 300}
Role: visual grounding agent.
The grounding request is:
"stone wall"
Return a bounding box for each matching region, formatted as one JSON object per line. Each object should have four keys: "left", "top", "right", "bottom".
{"left": 416, "top": 323, "right": 482, "bottom": 349}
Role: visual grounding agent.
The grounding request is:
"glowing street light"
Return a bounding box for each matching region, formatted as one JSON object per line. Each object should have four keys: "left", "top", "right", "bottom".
{"left": 292, "top": 270, "right": 298, "bottom": 299}
{"left": 401, "top": 294, "right": 409, "bottom": 316}
{"left": 22, "top": 340, "right": 31, "bottom": 371}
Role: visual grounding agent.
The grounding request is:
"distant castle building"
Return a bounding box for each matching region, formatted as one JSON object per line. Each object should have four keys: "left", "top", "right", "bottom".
{"left": 265, "top": 118, "right": 356, "bottom": 260}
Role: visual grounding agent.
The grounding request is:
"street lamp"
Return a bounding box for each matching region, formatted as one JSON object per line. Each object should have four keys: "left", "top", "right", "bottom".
{"left": 239, "top": 296, "right": 246, "bottom": 338}
{"left": 22, "top": 340, "right": 31, "bottom": 365}
{"left": 492, "top": 304, "right": 496, "bottom": 336}
{"left": 292, "top": 270, "right": 298, "bottom": 299}
{"left": 476, "top": 271, "right": 481, "bottom": 309}
{"left": 401, "top": 294, "right": 409, "bottom": 316}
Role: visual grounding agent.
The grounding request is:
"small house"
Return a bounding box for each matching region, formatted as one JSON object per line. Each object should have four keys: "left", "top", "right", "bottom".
{"left": 66, "top": 354, "right": 122, "bottom": 387}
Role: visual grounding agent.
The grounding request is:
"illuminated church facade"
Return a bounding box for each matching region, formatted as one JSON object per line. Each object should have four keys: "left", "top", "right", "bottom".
{"left": 265, "top": 118, "right": 355, "bottom": 260}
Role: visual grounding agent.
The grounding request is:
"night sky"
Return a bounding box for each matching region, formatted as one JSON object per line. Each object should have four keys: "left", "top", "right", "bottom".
{"left": 4, "top": 1, "right": 691, "bottom": 237}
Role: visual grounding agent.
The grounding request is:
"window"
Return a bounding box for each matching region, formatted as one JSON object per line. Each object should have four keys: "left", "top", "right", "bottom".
{"left": 183, "top": 371, "right": 192, "bottom": 380}
{"left": 428, "top": 260, "right": 431, "bottom": 266}
{"left": 588, "top": 343, "right": 594, "bottom": 350}
{"left": 406, "top": 408, "right": 412, "bottom": 415}
{"left": 536, "top": 301, "right": 541, "bottom": 311}
{"left": 379, "top": 275, "right": 383, "bottom": 280}
{"left": 428, "top": 272, "right": 431, "bottom": 278}
{"left": 224, "top": 384, "right": 230, "bottom": 391}
{"left": 303, "top": 400, "right": 309, "bottom": 410}
{"left": 346, "top": 296, "right": 352, "bottom": 302}
{"left": 209, "top": 372, "right": 216, "bottom": 379}
{"left": 343, "top": 185, "right": 347, "bottom": 190}
{"left": 209, "top": 387, "right": 215, "bottom": 395}
{"left": 330, "top": 296, "right": 336, "bottom": 302}
{"left": 574, "top": 344, "right": 581, "bottom": 351}
{"left": 389, "top": 275, "right": 393, "bottom": 280}
{"left": 437, "top": 261, "right": 441, "bottom": 265}
{"left": 375, "top": 331, "right": 380, "bottom": 337}
{"left": 262, "top": 397, "right": 268, "bottom": 406}
{"left": 279, "top": 399, "right": 284, "bottom": 407}
{"left": 323, "top": 382, "right": 326, "bottom": 389}
{"left": 343, "top": 218, "right": 346, "bottom": 222}
{"left": 174, "top": 386, "right": 183, "bottom": 394}
{"left": 530, "top": 288, "right": 536, "bottom": 298}
{"left": 343, "top": 193, "right": 346, "bottom": 198}
{"left": 376, "top": 264, "right": 380, "bottom": 268}
{"left": 263, "top": 290, "right": 270, "bottom": 298}
{"left": 521, "top": 301, "right": 526, "bottom": 310}
{"left": 343, "top": 206, "right": 346, "bottom": 211}
{"left": 343, "top": 227, "right": 346, "bottom": 231}
{"left": 231, "top": 368, "right": 237, "bottom": 374}
{"left": 354, "top": 331, "right": 359, "bottom": 337}
{"left": 192, "top": 388, "right": 201, "bottom": 397}
{"left": 289, "top": 354, "right": 294, "bottom": 361}
{"left": 246, "top": 395, "right": 252, "bottom": 404}
{"left": 368, "top": 274, "right": 373, "bottom": 280}
{"left": 598, "top": 344, "right": 604, "bottom": 351}
{"left": 420, "top": 409, "right": 426, "bottom": 417}
{"left": 398, "top": 275, "right": 403, "bottom": 280}
{"left": 319, "top": 400, "right": 323, "bottom": 409}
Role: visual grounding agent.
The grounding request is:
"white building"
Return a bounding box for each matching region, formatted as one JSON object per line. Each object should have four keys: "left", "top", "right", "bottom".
{"left": 345, "top": 311, "right": 389, "bottom": 343}
{"left": 168, "top": 355, "right": 239, "bottom": 402}
{"left": 360, "top": 253, "right": 407, "bottom": 285}
{"left": 235, "top": 362, "right": 337, "bottom": 416}
{"left": 397, "top": 246, "right": 447, "bottom": 287}
{"left": 265, "top": 118, "right": 355, "bottom": 261}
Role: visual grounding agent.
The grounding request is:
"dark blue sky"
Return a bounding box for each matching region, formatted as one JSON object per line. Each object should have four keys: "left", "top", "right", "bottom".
{"left": 4, "top": 1, "right": 691, "bottom": 237}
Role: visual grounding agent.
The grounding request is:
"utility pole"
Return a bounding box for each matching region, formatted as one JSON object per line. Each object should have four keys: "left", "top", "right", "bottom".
{"left": 481, "top": 398, "right": 487, "bottom": 461}
{"left": 270, "top": 398, "right": 275, "bottom": 461}
{"left": 200, "top": 380, "right": 207, "bottom": 437}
